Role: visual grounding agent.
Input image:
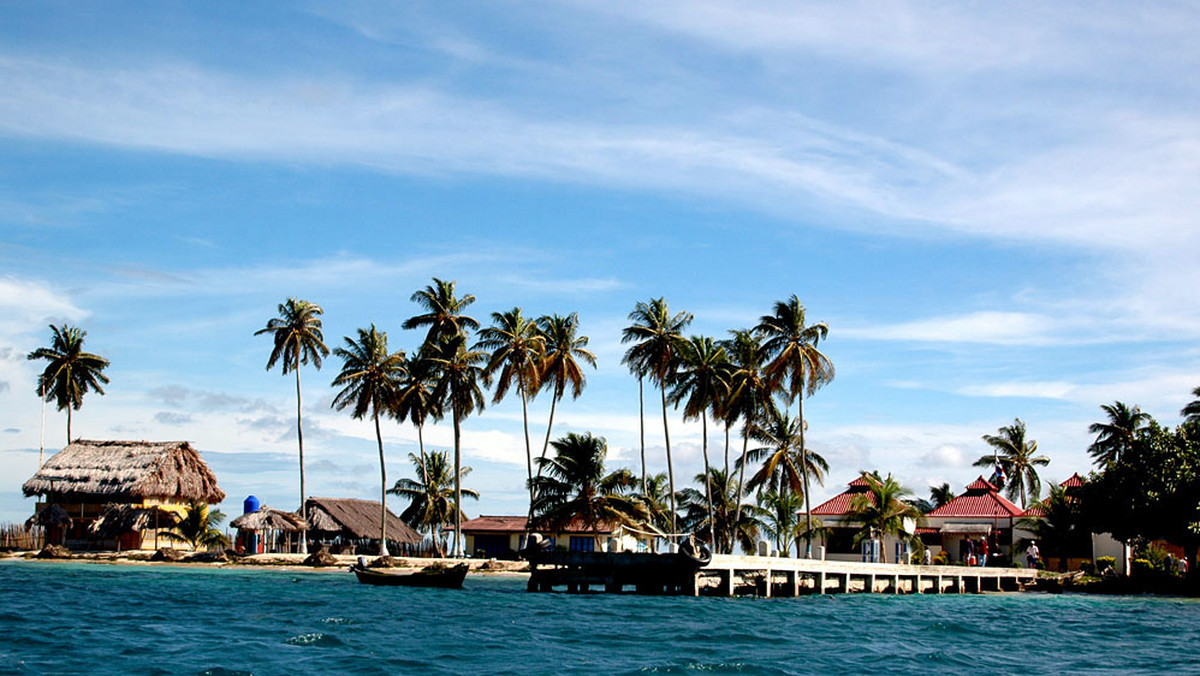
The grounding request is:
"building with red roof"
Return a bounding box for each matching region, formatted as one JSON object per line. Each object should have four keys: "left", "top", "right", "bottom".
{"left": 455, "top": 515, "right": 642, "bottom": 559}
{"left": 804, "top": 475, "right": 918, "bottom": 563}
{"left": 923, "top": 476, "right": 1023, "bottom": 564}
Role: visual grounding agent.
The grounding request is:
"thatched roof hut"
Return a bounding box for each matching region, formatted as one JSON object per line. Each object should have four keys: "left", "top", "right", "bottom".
{"left": 305, "top": 497, "right": 420, "bottom": 544}
{"left": 230, "top": 508, "right": 307, "bottom": 532}
{"left": 22, "top": 440, "right": 225, "bottom": 504}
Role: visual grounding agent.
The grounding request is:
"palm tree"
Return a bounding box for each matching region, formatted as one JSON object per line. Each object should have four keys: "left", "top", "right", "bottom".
{"left": 476, "top": 308, "right": 545, "bottom": 506}
{"left": 742, "top": 403, "right": 829, "bottom": 499}
{"left": 402, "top": 278, "right": 479, "bottom": 353}
{"left": 848, "top": 472, "right": 920, "bottom": 563}
{"left": 159, "top": 502, "right": 229, "bottom": 551}
{"left": 633, "top": 471, "right": 673, "bottom": 551}
{"left": 668, "top": 335, "right": 730, "bottom": 550}
{"left": 622, "top": 298, "right": 693, "bottom": 540}
{"left": 27, "top": 324, "right": 111, "bottom": 442}
{"left": 390, "top": 450, "right": 477, "bottom": 557}
{"left": 756, "top": 295, "right": 833, "bottom": 557}
{"left": 758, "top": 488, "right": 803, "bottom": 556}
{"left": 391, "top": 355, "right": 443, "bottom": 486}
{"left": 720, "top": 329, "right": 772, "bottom": 550}
{"left": 533, "top": 313, "right": 595, "bottom": 483}
{"left": 331, "top": 325, "right": 407, "bottom": 556}
{"left": 679, "top": 467, "right": 763, "bottom": 555}
{"left": 973, "top": 418, "right": 1050, "bottom": 510}
{"left": 254, "top": 298, "right": 329, "bottom": 554}
{"left": 1087, "top": 401, "right": 1152, "bottom": 466}
{"left": 1016, "top": 484, "right": 1086, "bottom": 572}
{"left": 1181, "top": 386, "right": 1200, "bottom": 425}
{"left": 531, "top": 432, "right": 643, "bottom": 550}
{"left": 427, "top": 333, "right": 487, "bottom": 557}
{"left": 929, "top": 482, "right": 956, "bottom": 509}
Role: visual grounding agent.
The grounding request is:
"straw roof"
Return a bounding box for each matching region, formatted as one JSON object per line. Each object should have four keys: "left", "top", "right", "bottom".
{"left": 88, "top": 504, "right": 179, "bottom": 538}
{"left": 25, "top": 504, "right": 73, "bottom": 529}
{"left": 230, "top": 507, "right": 308, "bottom": 532}
{"left": 22, "top": 440, "right": 225, "bottom": 503}
{"left": 305, "top": 497, "right": 421, "bottom": 544}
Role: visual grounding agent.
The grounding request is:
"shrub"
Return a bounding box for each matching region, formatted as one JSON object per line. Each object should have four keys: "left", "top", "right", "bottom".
{"left": 1096, "top": 556, "right": 1116, "bottom": 573}
{"left": 932, "top": 551, "right": 950, "bottom": 566}
{"left": 1080, "top": 561, "right": 1095, "bottom": 575}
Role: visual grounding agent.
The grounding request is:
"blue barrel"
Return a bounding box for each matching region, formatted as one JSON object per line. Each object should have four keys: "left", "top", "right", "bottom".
{"left": 243, "top": 495, "right": 260, "bottom": 514}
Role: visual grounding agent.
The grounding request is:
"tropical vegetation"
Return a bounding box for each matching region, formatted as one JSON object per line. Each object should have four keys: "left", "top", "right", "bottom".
{"left": 530, "top": 432, "right": 643, "bottom": 549}
{"left": 972, "top": 418, "right": 1049, "bottom": 510}
{"left": 390, "top": 450, "right": 477, "bottom": 557}
{"left": 847, "top": 472, "right": 920, "bottom": 563}
{"left": 27, "top": 324, "right": 111, "bottom": 443}
{"left": 160, "top": 502, "right": 229, "bottom": 551}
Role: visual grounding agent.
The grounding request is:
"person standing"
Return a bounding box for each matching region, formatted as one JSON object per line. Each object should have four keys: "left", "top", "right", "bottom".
{"left": 1027, "top": 540, "right": 1040, "bottom": 568}
{"left": 978, "top": 537, "right": 989, "bottom": 567}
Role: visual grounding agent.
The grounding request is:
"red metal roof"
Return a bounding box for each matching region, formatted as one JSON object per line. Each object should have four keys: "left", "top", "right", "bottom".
{"left": 455, "top": 515, "right": 617, "bottom": 534}
{"left": 928, "top": 476, "right": 1022, "bottom": 518}
{"left": 1060, "top": 473, "right": 1085, "bottom": 489}
{"left": 810, "top": 479, "right": 872, "bottom": 516}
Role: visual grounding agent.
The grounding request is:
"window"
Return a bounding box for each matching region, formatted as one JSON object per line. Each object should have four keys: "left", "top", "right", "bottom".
{"left": 569, "top": 536, "right": 595, "bottom": 552}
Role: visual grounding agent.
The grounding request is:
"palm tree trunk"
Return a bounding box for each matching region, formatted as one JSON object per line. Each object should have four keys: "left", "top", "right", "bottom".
{"left": 701, "top": 413, "right": 715, "bottom": 551}
{"left": 520, "top": 382, "right": 534, "bottom": 507}
{"left": 660, "top": 384, "right": 677, "bottom": 540}
{"left": 66, "top": 404, "right": 72, "bottom": 444}
{"left": 798, "top": 396, "right": 812, "bottom": 559}
{"left": 536, "top": 393, "right": 560, "bottom": 483}
{"left": 733, "top": 427, "right": 750, "bottom": 554}
{"left": 373, "top": 409, "right": 389, "bottom": 556}
{"left": 453, "top": 410, "right": 463, "bottom": 558}
{"left": 723, "top": 423, "right": 730, "bottom": 478}
{"left": 294, "top": 363, "right": 307, "bottom": 555}
{"left": 639, "top": 377, "right": 647, "bottom": 496}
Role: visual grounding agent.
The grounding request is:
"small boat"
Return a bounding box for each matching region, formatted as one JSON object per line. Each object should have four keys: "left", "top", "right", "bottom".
{"left": 350, "top": 560, "right": 469, "bottom": 589}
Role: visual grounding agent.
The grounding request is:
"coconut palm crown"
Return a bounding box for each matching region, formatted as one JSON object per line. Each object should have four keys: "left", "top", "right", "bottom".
{"left": 255, "top": 298, "right": 329, "bottom": 554}
{"left": 390, "top": 450, "right": 477, "bottom": 558}
{"left": 848, "top": 471, "right": 920, "bottom": 563}
{"left": 1087, "top": 401, "right": 1152, "bottom": 466}
{"left": 973, "top": 418, "right": 1050, "bottom": 509}
{"left": 531, "top": 432, "right": 644, "bottom": 549}
{"left": 402, "top": 277, "right": 479, "bottom": 353}
{"left": 668, "top": 335, "right": 730, "bottom": 549}
{"left": 27, "top": 324, "right": 111, "bottom": 443}
{"left": 1182, "top": 386, "right": 1200, "bottom": 425}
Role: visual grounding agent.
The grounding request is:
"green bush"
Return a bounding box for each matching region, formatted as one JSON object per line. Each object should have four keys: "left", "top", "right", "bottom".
{"left": 932, "top": 551, "right": 950, "bottom": 566}
{"left": 1080, "top": 561, "right": 1095, "bottom": 575}
{"left": 1096, "top": 556, "right": 1116, "bottom": 573}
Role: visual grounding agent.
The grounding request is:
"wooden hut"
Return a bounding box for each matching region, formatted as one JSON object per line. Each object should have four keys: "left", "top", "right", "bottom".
{"left": 304, "top": 497, "right": 421, "bottom": 555}
{"left": 22, "top": 440, "right": 225, "bottom": 550}
{"left": 230, "top": 507, "right": 307, "bottom": 554}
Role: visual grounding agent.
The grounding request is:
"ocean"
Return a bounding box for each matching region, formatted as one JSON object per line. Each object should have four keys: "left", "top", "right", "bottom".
{"left": 1, "top": 560, "right": 1197, "bottom": 675}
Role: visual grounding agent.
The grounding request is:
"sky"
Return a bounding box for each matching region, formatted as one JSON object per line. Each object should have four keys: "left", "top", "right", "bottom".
{"left": 1, "top": 1, "right": 1198, "bottom": 526}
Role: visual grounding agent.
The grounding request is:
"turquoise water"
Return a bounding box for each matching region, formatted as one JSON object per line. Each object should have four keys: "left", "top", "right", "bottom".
{"left": 2, "top": 561, "right": 1199, "bottom": 675}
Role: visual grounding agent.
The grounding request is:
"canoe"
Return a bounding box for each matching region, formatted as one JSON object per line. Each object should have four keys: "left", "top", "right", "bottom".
{"left": 350, "top": 562, "right": 469, "bottom": 589}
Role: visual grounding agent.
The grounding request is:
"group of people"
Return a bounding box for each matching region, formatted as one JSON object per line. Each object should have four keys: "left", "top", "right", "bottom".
{"left": 958, "top": 536, "right": 994, "bottom": 567}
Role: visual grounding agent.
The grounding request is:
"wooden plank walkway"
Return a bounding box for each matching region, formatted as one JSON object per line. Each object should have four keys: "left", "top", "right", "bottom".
{"left": 525, "top": 551, "right": 1038, "bottom": 596}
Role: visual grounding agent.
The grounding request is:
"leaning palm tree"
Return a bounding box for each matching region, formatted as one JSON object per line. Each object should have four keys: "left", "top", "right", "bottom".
{"left": 159, "top": 502, "right": 229, "bottom": 551}
{"left": 427, "top": 333, "right": 487, "bottom": 557}
{"left": 255, "top": 298, "right": 329, "bottom": 554}
{"left": 756, "top": 295, "right": 833, "bottom": 557}
{"left": 476, "top": 308, "right": 545, "bottom": 506}
{"left": 531, "top": 432, "right": 644, "bottom": 550}
{"left": 621, "top": 298, "right": 693, "bottom": 540}
{"left": 27, "top": 324, "right": 111, "bottom": 443}
{"left": 533, "top": 313, "right": 594, "bottom": 469}
{"left": 973, "top": 418, "right": 1050, "bottom": 510}
{"left": 741, "top": 403, "right": 829, "bottom": 503}
{"left": 1087, "top": 401, "right": 1152, "bottom": 466}
{"left": 1181, "top": 386, "right": 1200, "bottom": 425}
{"left": 390, "top": 450, "right": 478, "bottom": 557}
{"left": 848, "top": 472, "right": 920, "bottom": 563}
{"left": 402, "top": 278, "right": 479, "bottom": 354}
{"left": 668, "top": 335, "right": 730, "bottom": 550}
{"left": 331, "top": 325, "right": 407, "bottom": 556}
{"left": 720, "top": 329, "right": 772, "bottom": 550}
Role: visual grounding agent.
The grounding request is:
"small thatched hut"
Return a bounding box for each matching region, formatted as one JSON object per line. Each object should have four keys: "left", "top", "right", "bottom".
{"left": 22, "top": 440, "right": 225, "bottom": 550}
{"left": 305, "top": 497, "right": 421, "bottom": 555}
{"left": 230, "top": 507, "right": 307, "bottom": 554}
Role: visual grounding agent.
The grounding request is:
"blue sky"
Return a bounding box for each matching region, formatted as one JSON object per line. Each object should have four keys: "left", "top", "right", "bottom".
{"left": 2, "top": 1, "right": 1199, "bottom": 524}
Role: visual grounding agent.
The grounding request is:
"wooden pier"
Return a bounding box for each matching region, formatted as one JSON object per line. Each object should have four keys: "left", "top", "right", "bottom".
{"left": 526, "top": 551, "right": 1038, "bottom": 596}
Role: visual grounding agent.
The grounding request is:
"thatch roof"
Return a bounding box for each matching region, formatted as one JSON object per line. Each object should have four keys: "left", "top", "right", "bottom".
{"left": 25, "top": 504, "right": 73, "bottom": 529}
{"left": 230, "top": 507, "right": 307, "bottom": 532}
{"left": 88, "top": 504, "right": 179, "bottom": 538}
{"left": 22, "top": 440, "right": 225, "bottom": 503}
{"left": 305, "top": 497, "right": 421, "bottom": 544}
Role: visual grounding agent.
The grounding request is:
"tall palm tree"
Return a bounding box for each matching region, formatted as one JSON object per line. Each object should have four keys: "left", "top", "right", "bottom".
{"left": 476, "top": 308, "right": 545, "bottom": 506}
{"left": 756, "top": 295, "right": 833, "bottom": 557}
{"left": 973, "top": 418, "right": 1050, "bottom": 510}
{"left": 848, "top": 471, "right": 920, "bottom": 563}
{"left": 391, "top": 355, "right": 443, "bottom": 485}
{"left": 427, "top": 333, "right": 487, "bottom": 557}
{"left": 929, "top": 482, "right": 956, "bottom": 509}
{"left": 669, "top": 335, "right": 730, "bottom": 550}
{"left": 534, "top": 313, "right": 596, "bottom": 478}
{"left": 531, "top": 432, "right": 643, "bottom": 550}
{"left": 254, "top": 298, "right": 329, "bottom": 554}
{"left": 742, "top": 403, "right": 829, "bottom": 502}
{"left": 678, "top": 467, "right": 763, "bottom": 555}
{"left": 331, "top": 325, "right": 407, "bottom": 556}
{"left": 27, "top": 324, "right": 110, "bottom": 443}
{"left": 621, "top": 298, "right": 693, "bottom": 540}
{"left": 720, "top": 329, "right": 772, "bottom": 550}
{"left": 1181, "top": 386, "right": 1200, "bottom": 425}
{"left": 1087, "top": 401, "right": 1152, "bottom": 466}
{"left": 390, "top": 450, "right": 477, "bottom": 557}
{"left": 402, "top": 278, "right": 479, "bottom": 353}
{"left": 159, "top": 502, "right": 229, "bottom": 551}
